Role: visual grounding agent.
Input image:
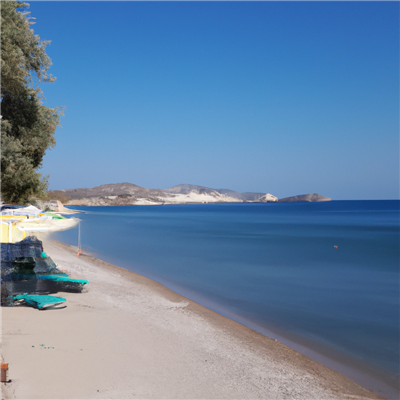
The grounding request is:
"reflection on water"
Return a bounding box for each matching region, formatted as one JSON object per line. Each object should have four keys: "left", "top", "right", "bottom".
{"left": 52, "top": 200, "right": 400, "bottom": 398}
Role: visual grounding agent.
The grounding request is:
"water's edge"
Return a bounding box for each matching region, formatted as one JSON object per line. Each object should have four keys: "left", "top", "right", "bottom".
{"left": 55, "top": 239, "right": 398, "bottom": 400}
{"left": 160, "top": 277, "right": 398, "bottom": 400}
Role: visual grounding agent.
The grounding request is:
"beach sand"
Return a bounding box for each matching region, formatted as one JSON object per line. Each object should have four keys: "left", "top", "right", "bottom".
{"left": 1, "top": 239, "right": 386, "bottom": 399}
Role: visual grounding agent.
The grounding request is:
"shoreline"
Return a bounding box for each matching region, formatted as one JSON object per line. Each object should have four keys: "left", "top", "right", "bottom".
{"left": 155, "top": 277, "right": 399, "bottom": 400}
{"left": 1, "top": 238, "right": 388, "bottom": 399}
{"left": 61, "top": 231, "right": 399, "bottom": 400}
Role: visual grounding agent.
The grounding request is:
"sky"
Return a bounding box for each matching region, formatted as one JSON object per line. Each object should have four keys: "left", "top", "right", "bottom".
{"left": 27, "top": 1, "right": 399, "bottom": 200}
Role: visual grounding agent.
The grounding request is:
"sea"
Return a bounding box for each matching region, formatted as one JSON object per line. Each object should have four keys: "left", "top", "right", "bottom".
{"left": 51, "top": 200, "right": 399, "bottom": 399}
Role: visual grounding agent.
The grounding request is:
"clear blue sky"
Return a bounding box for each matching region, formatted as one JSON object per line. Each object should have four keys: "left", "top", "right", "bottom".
{"left": 28, "top": 1, "right": 398, "bottom": 199}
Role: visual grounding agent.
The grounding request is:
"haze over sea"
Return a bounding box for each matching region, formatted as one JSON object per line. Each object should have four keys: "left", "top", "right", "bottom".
{"left": 52, "top": 200, "right": 399, "bottom": 399}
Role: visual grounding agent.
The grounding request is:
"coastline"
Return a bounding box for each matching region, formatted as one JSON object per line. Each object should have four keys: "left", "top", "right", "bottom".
{"left": 1, "top": 239, "right": 387, "bottom": 399}
{"left": 155, "top": 278, "right": 400, "bottom": 400}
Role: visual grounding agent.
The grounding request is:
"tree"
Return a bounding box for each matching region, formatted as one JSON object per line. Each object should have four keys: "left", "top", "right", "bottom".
{"left": 1, "top": 0, "right": 63, "bottom": 204}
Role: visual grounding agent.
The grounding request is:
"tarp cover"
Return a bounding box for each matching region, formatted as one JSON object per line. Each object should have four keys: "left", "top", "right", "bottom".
{"left": 16, "top": 217, "right": 80, "bottom": 232}
{"left": 39, "top": 275, "right": 89, "bottom": 285}
{"left": 0, "top": 205, "right": 42, "bottom": 217}
{"left": 1, "top": 236, "right": 43, "bottom": 262}
{"left": 0, "top": 205, "right": 26, "bottom": 211}
{"left": 13, "top": 294, "right": 66, "bottom": 309}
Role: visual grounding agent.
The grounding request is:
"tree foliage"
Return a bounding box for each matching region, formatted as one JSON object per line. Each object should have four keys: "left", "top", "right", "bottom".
{"left": 1, "top": 0, "right": 63, "bottom": 204}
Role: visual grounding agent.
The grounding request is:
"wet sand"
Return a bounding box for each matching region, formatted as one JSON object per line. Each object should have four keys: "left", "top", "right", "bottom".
{"left": 1, "top": 239, "right": 386, "bottom": 399}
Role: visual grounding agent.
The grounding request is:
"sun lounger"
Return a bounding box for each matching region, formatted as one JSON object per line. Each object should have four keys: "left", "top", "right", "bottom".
{"left": 13, "top": 294, "right": 66, "bottom": 309}
{"left": 37, "top": 275, "right": 89, "bottom": 285}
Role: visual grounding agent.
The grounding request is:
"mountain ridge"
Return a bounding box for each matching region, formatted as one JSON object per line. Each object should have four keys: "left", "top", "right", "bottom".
{"left": 48, "top": 183, "right": 330, "bottom": 206}
{"left": 50, "top": 183, "right": 277, "bottom": 206}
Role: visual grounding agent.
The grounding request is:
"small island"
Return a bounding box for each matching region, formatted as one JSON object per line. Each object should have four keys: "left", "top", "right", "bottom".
{"left": 278, "top": 193, "right": 332, "bottom": 203}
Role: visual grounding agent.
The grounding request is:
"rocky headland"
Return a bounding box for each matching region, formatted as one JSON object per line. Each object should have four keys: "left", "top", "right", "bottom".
{"left": 278, "top": 193, "right": 332, "bottom": 203}
{"left": 48, "top": 183, "right": 329, "bottom": 206}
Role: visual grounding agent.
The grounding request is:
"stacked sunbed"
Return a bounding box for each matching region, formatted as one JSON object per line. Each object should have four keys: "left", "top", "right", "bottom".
{"left": 0, "top": 204, "right": 89, "bottom": 310}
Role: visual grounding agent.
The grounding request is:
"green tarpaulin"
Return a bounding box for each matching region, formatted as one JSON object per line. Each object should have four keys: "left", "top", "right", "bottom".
{"left": 14, "top": 294, "right": 66, "bottom": 309}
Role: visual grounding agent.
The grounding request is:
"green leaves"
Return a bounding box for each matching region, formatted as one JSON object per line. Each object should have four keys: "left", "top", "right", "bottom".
{"left": 1, "top": 1, "right": 62, "bottom": 204}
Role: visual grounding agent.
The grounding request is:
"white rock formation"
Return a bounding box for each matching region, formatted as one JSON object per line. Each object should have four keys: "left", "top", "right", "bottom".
{"left": 255, "top": 193, "right": 278, "bottom": 203}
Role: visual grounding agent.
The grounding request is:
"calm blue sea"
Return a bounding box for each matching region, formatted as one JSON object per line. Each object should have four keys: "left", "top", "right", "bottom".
{"left": 51, "top": 200, "right": 399, "bottom": 399}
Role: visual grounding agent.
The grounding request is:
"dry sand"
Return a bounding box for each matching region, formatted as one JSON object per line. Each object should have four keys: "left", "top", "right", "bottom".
{"left": 1, "top": 239, "right": 386, "bottom": 400}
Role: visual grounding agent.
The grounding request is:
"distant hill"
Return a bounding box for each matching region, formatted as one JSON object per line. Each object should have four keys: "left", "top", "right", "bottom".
{"left": 216, "top": 189, "right": 266, "bottom": 201}
{"left": 58, "top": 182, "right": 165, "bottom": 200}
{"left": 278, "top": 193, "right": 331, "bottom": 203}
{"left": 164, "top": 184, "right": 220, "bottom": 196}
{"left": 51, "top": 184, "right": 330, "bottom": 206}
{"left": 55, "top": 183, "right": 278, "bottom": 206}
{"left": 166, "top": 184, "right": 266, "bottom": 201}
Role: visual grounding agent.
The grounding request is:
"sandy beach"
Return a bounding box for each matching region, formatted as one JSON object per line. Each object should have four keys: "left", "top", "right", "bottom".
{"left": 1, "top": 239, "right": 386, "bottom": 400}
